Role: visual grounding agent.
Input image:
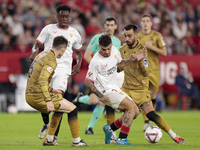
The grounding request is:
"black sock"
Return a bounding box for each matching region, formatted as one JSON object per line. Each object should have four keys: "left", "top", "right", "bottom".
{"left": 41, "top": 113, "right": 49, "bottom": 125}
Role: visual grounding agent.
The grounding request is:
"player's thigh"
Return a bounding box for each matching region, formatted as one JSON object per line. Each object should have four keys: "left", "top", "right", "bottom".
{"left": 99, "top": 90, "right": 128, "bottom": 110}
{"left": 118, "top": 96, "right": 138, "bottom": 112}
{"left": 50, "top": 73, "right": 69, "bottom": 92}
{"left": 121, "top": 87, "right": 151, "bottom": 108}
{"left": 149, "top": 72, "right": 160, "bottom": 93}
{"left": 58, "top": 99, "right": 76, "bottom": 113}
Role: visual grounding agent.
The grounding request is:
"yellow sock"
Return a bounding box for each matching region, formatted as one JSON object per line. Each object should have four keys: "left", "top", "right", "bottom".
{"left": 48, "top": 113, "right": 62, "bottom": 135}
{"left": 68, "top": 116, "right": 80, "bottom": 138}
{"left": 155, "top": 116, "right": 170, "bottom": 132}
{"left": 106, "top": 112, "right": 116, "bottom": 125}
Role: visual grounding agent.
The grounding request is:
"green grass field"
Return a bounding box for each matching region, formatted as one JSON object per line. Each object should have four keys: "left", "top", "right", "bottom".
{"left": 0, "top": 110, "right": 200, "bottom": 150}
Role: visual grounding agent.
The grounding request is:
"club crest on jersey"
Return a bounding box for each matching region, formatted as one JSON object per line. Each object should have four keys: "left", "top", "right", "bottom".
{"left": 143, "top": 59, "right": 148, "bottom": 67}
{"left": 47, "top": 66, "right": 53, "bottom": 72}
{"left": 70, "top": 33, "right": 73, "bottom": 38}
{"left": 114, "top": 54, "right": 117, "bottom": 59}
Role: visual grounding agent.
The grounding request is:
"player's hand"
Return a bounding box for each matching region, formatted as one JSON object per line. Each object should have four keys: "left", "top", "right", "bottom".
{"left": 145, "top": 39, "right": 153, "bottom": 49}
{"left": 71, "top": 64, "right": 81, "bottom": 76}
{"left": 51, "top": 89, "right": 62, "bottom": 95}
{"left": 46, "top": 101, "right": 55, "bottom": 112}
{"left": 130, "top": 54, "right": 137, "bottom": 61}
{"left": 29, "top": 51, "right": 38, "bottom": 63}
{"left": 137, "top": 49, "right": 146, "bottom": 61}
{"left": 100, "top": 95, "right": 110, "bottom": 102}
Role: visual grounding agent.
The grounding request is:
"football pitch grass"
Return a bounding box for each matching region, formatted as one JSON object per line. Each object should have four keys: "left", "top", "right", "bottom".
{"left": 0, "top": 110, "right": 200, "bottom": 150}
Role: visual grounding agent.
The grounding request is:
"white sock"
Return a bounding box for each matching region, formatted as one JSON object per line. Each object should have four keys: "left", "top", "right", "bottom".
{"left": 47, "top": 134, "right": 54, "bottom": 142}
{"left": 112, "top": 131, "right": 117, "bottom": 139}
{"left": 73, "top": 137, "right": 81, "bottom": 143}
{"left": 167, "top": 129, "right": 176, "bottom": 139}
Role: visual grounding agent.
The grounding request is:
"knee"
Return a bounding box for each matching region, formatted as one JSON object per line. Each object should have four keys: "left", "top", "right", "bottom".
{"left": 98, "top": 101, "right": 105, "bottom": 107}
{"left": 90, "top": 93, "right": 99, "bottom": 105}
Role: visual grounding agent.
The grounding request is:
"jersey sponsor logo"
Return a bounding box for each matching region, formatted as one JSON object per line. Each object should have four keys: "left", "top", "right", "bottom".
{"left": 104, "top": 64, "right": 108, "bottom": 67}
{"left": 47, "top": 66, "right": 53, "bottom": 72}
{"left": 114, "top": 54, "right": 117, "bottom": 59}
{"left": 88, "top": 72, "right": 93, "bottom": 77}
{"left": 144, "top": 59, "right": 148, "bottom": 67}
{"left": 53, "top": 31, "right": 57, "bottom": 33}
{"left": 107, "top": 65, "right": 117, "bottom": 75}
{"left": 161, "top": 38, "right": 166, "bottom": 46}
{"left": 70, "top": 33, "right": 73, "bottom": 38}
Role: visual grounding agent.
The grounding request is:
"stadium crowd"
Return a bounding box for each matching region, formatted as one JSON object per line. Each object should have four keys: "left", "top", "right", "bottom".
{"left": 0, "top": 0, "right": 200, "bottom": 54}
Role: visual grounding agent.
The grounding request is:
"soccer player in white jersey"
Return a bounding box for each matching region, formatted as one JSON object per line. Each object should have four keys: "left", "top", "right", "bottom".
{"left": 85, "top": 34, "right": 146, "bottom": 145}
{"left": 29, "top": 4, "right": 88, "bottom": 146}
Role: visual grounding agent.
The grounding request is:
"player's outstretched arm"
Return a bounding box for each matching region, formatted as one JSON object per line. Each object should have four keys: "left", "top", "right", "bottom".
{"left": 29, "top": 41, "right": 43, "bottom": 63}
{"left": 85, "top": 79, "right": 110, "bottom": 102}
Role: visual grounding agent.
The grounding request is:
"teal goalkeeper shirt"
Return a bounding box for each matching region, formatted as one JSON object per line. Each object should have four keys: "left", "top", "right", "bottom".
{"left": 87, "top": 33, "right": 121, "bottom": 54}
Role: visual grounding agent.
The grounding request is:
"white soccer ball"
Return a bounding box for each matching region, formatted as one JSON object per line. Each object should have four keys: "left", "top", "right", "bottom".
{"left": 7, "top": 104, "right": 18, "bottom": 114}
{"left": 144, "top": 126, "right": 162, "bottom": 143}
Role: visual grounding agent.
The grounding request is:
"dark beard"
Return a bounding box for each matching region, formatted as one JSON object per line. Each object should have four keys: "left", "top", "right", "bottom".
{"left": 127, "top": 37, "right": 135, "bottom": 48}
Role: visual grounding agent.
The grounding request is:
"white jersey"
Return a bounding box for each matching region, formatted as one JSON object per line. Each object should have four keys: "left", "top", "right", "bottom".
{"left": 36, "top": 24, "right": 82, "bottom": 75}
{"left": 86, "top": 46, "right": 122, "bottom": 93}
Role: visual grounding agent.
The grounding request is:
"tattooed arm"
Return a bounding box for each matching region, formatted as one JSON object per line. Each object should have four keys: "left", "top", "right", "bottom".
{"left": 85, "top": 79, "right": 110, "bottom": 102}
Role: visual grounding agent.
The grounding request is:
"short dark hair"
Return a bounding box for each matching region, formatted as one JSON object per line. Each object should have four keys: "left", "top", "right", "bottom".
{"left": 53, "top": 36, "right": 68, "bottom": 50}
{"left": 123, "top": 24, "right": 138, "bottom": 33}
{"left": 105, "top": 16, "right": 117, "bottom": 24}
{"left": 56, "top": 4, "right": 71, "bottom": 14}
{"left": 142, "top": 14, "right": 152, "bottom": 20}
{"left": 99, "top": 35, "right": 112, "bottom": 47}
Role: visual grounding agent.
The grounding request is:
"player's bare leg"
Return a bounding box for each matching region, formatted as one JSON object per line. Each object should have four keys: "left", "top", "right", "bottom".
{"left": 142, "top": 90, "right": 157, "bottom": 131}
{"left": 103, "top": 97, "right": 139, "bottom": 145}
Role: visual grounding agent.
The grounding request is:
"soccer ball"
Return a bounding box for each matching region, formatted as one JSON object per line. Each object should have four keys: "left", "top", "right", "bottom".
{"left": 7, "top": 104, "right": 18, "bottom": 114}
{"left": 144, "top": 126, "right": 162, "bottom": 143}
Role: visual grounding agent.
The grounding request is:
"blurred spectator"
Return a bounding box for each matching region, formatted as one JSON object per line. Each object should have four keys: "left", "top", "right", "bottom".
{"left": 161, "top": 26, "right": 175, "bottom": 54}
{"left": 195, "top": 3, "right": 200, "bottom": 19}
{"left": 194, "top": 30, "right": 200, "bottom": 53}
{"left": 0, "top": 7, "right": 14, "bottom": 26}
{"left": 176, "top": 38, "right": 193, "bottom": 54}
{"left": 0, "top": 35, "right": 12, "bottom": 51}
{"left": 12, "top": 37, "right": 31, "bottom": 53}
{"left": 172, "top": 13, "right": 187, "bottom": 40}
{"left": 175, "top": 64, "right": 200, "bottom": 109}
{"left": 85, "top": 17, "right": 101, "bottom": 36}
{"left": 12, "top": 15, "right": 24, "bottom": 37}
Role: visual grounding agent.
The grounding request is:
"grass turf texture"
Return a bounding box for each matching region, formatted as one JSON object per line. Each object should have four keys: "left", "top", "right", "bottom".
{"left": 0, "top": 110, "right": 200, "bottom": 150}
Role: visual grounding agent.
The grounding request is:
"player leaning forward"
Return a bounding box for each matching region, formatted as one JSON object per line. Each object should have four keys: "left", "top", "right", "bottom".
{"left": 84, "top": 34, "right": 148, "bottom": 145}
{"left": 26, "top": 36, "right": 89, "bottom": 146}
{"left": 118, "top": 24, "right": 185, "bottom": 144}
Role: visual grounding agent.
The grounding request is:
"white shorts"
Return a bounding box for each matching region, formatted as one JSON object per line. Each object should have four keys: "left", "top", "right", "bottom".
{"left": 49, "top": 72, "right": 69, "bottom": 92}
{"left": 98, "top": 89, "right": 132, "bottom": 110}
